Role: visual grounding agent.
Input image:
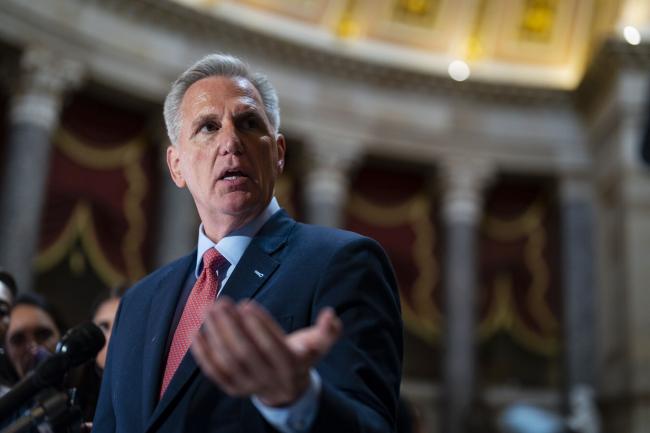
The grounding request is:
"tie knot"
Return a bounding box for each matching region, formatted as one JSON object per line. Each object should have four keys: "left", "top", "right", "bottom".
{"left": 203, "top": 248, "right": 227, "bottom": 273}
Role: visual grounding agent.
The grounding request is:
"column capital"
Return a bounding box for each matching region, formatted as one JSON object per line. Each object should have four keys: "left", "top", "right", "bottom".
{"left": 439, "top": 156, "right": 494, "bottom": 225}
{"left": 10, "top": 46, "right": 84, "bottom": 131}
{"left": 303, "top": 132, "right": 364, "bottom": 171}
{"left": 302, "top": 133, "right": 364, "bottom": 227}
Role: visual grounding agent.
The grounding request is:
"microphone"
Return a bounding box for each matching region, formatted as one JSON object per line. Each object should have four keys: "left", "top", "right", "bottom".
{"left": 0, "top": 322, "right": 105, "bottom": 421}
{"left": 1, "top": 391, "right": 69, "bottom": 433}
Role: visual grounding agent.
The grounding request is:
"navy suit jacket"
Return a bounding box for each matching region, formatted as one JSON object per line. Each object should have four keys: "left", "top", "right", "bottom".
{"left": 93, "top": 210, "right": 402, "bottom": 433}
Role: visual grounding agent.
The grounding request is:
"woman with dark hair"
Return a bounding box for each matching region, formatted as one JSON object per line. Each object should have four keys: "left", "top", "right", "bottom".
{"left": 91, "top": 286, "right": 124, "bottom": 371}
{"left": 4, "top": 292, "right": 63, "bottom": 381}
{"left": 71, "top": 286, "right": 126, "bottom": 423}
{"left": 0, "top": 269, "right": 18, "bottom": 393}
{"left": 0, "top": 270, "right": 17, "bottom": 343}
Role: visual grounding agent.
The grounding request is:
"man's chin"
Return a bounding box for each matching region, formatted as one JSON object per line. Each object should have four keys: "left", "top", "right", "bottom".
{"left": 216, "top": 199, "right": 266, "bottom": 222}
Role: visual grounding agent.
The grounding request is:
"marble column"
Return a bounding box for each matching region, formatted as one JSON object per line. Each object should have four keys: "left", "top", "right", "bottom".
{"left": 439, "top": 157, "right": 492, "bottom": 433}
{"left": 0, "top": 47, "right": 83, "bottom": 292}
{"left": 302, "top": 135, "right": 362, "bottom": 228}
{"left": 587, "top": 67, "right": 650, "bottom": 433}
{"left": 153, "top": 135, "right": 199, "bottom": 268}
{"left": 560, "top": 175, "right": 597, "bottom": 393}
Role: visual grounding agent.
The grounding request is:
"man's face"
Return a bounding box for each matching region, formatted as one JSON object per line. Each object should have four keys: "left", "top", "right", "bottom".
{"left": 0, "top": 283, "right": 13, "bottom": 342}
{"left": 6, "top": 304, "right": 60, "bottom": 378}
{"left": 167, "top": 76, "right": 285, "bottom": 236}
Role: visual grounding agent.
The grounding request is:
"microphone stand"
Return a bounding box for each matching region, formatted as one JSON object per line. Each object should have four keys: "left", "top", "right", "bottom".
{"left": 1, "top": 388, "right": 82, "bottom": 433}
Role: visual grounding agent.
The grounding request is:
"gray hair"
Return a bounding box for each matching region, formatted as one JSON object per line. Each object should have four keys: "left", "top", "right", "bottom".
{"left": 163, "top": 53, "right": 280, "bottom": 145}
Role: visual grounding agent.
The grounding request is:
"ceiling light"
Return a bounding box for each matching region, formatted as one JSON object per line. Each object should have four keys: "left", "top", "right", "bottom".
{"left": 623, "top": 26, "right": 641, "bottom": 45}
{"left": 448, "top": 60, "right": 470, "bottom": 82}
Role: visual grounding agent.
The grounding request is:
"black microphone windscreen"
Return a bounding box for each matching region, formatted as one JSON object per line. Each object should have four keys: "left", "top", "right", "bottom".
{"left": 55, "top": 322, "right": 105, "bottom": 367}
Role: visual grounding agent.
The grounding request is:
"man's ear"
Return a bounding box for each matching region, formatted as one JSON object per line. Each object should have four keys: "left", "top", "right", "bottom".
{"left": 275, "top": 134, "right": 286, "bottom": 175}
{"left": 166, "top": 145, "right": 186, "bottom": 188}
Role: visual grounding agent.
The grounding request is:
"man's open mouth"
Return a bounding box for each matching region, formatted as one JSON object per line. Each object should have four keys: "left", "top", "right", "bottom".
{"left": 219, "top": 170, "right": 248, "bottom": 181}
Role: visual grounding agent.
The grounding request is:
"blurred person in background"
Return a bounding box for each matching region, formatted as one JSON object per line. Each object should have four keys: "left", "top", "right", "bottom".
{"left": 498, "top": 385, "right": 601, "bottom": 433}
{"left": 91, "top": 287, "right": 124, "bottom": 371}
{"left": 71, "top": 286, "right": 126, "bottom": 423}
{"left": 499, "top": 404, "right": 566, "bottom": 433}
{"left": 0, "top": 270, "right": 17, "bottom": 343}
{"left": 4, "top": 293, "right": 63, "bottom": 381}
{"left": 0, "top": 270, "right": 18, "bottom": 395}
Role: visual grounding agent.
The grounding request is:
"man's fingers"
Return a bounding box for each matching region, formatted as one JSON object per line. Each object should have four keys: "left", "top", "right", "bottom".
{"left": 195, "top": 299, "right": 271, "bottom": 395}
{"left": 316, "top": 307, "right": 343, "bottom": 341}
{"left": 192, "top": 300, "right": 341, "bottom": 405}
{"left": 287, "top": 307, "right": 342, "bottom": 364}
{"left": 191, "top": 330, "right": 239, "bottom": 394}
{"left": 238, "top": 302, "right": 298, "bottom": 373}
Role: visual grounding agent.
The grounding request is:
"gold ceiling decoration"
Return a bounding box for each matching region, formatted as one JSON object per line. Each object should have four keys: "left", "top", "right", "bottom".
{"left": 392, "top": 0, "right": 439, "bottom": 27}
{"left": 174, "top": 0, "right": 636, "bottom": 89}
{"left": 336, "top": 0, "right": 360, "bottom": 38}
{"left": 520, "top": 0, "right": 558, "bottom": 42}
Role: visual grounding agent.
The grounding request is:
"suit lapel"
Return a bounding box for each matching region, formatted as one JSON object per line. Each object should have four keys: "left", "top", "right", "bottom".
{"left": 147, "top": 352, "right": 200, "bottom": 432}
{"left": 145, "top": 212, "right": 295, "bottom": 431}
{"left": 218, "top": 243, "right": 280, "bottom": 302}
{"left": 142, "top": 253, "right": 195, "bottom": 423}
{"left": 220, "top": 209, "right": 294, "bottom": 302}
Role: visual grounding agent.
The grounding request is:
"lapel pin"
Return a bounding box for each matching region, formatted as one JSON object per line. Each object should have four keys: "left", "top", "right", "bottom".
{"left": 254, "top": 270, "right": 264, "bottom": 278}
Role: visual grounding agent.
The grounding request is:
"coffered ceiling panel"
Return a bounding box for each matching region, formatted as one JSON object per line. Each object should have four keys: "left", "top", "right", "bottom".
{"left": 173, "top": 0, "right": 631, "bottom": 88}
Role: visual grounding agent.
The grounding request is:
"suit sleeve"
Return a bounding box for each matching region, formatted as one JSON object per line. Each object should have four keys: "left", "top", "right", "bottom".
{"left": 310, "top": 237, "right": 403, "bottom": 433}
{"left": 92, "top": 299, "right": 124, "bottom": 433}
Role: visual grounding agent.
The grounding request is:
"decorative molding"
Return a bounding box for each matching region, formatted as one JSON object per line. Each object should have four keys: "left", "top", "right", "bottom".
{"left": 0, "top": 0, "right": 602, "bottom": 172}
{"left": 439, "top": 155, "right": 494, "bottom": 225}
{"left": 577, "top": 38, "right": 650, "bottom": 116}
{"left": 3, "top": 0, "right": 574, "bottom": 105}
{"left": 9, "top": 46, "right": 83, "bottom": 130}
{"left": 302, "top": 135, "right": 363, "bottom": 227}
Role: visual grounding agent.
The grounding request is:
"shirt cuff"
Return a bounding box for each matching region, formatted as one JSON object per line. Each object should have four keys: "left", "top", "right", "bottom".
{"left": 251, "top": 369, "right": 321, "bottom": 433}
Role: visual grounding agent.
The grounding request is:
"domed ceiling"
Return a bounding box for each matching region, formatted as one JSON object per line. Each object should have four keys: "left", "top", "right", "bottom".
{"left": 171, "top": 0, "right": 650, "bottom": 89}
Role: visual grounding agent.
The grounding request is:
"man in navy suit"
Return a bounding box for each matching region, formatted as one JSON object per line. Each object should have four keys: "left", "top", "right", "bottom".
{"left": 93, "top": 53, "right": 402, "bottom": 433}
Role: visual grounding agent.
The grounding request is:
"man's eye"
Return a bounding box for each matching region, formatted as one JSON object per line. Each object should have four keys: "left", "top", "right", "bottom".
{"left": 199, "top": 122, "right": 219, "bottom": 133}
{"left": 239, "top": 116, "right": 260, "bottom": 131}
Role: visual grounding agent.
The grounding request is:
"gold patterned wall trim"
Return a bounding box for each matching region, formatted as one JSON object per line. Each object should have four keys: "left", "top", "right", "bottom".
{"left": 482, "top": 197, "right": 544, "bottom": 240}
{"left": 478, "top": 272, "right": 559, "bottom": 356}
{"left": 123, "top": 158, "right": 149, "bottom": 281}
{"left": 480, "top": 196, "right": 560, "bottom": 356}
{"left": 347, "top": 186, "right": 560, "bottom": 356}
{"left": 35, "top": 128, "right": 151, "bottom": 285}
{"left": 55, "top": 129, "right": 147, "bottom": 169}
{"left": 347, "top": 192, "right": 442, "bottom": 342}
{"left": 35, "top": 203, "right": 127, "bottom": 288}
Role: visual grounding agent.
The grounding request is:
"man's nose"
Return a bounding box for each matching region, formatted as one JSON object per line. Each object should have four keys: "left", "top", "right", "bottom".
{"left": 218, "top": 124, "right": 244, "bottom": 156}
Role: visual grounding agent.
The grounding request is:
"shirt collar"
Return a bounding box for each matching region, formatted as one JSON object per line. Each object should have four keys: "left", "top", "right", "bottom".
{"left": 195, "top": 197, "right": 281, "bottom": 278}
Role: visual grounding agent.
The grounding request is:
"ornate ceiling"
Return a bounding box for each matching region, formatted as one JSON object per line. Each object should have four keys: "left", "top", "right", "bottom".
{"left": 171, "top": 0, "right": 649, "bottom": 89}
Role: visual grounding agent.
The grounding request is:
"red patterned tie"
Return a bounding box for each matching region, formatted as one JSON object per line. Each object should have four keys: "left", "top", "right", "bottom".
{"left": 159, "top": 248, "right": 227, "bottom": 398}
